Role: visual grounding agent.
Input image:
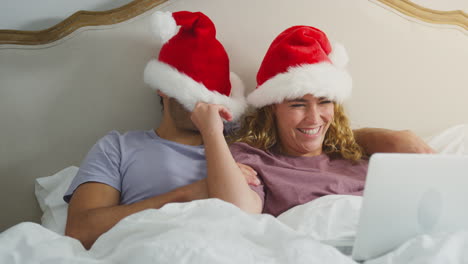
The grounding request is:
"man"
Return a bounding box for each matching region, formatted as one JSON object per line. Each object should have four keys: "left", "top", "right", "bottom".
{"left": 64, "top": 11, "right": 250, "bottom": 249}
{"left": 64, "top": 11, "right": 433, "bottom": 249}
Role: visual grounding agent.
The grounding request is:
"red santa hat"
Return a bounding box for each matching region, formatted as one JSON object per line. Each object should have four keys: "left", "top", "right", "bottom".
{"left": 247, "top": 26, "right": 352, "bottom": 108}
{"left": 144, "top": 11, "right": 246, "bottom": 120}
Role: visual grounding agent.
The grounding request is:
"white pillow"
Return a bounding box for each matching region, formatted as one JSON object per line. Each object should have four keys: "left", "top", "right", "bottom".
{"left": 426, "top": 124, "right": 468, "bottom": 155}
{"left": 34, "top": 166, "right": 78, "bottom": 234}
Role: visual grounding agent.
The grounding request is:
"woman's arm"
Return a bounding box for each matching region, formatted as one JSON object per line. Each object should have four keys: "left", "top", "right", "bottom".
{"left": 191, "top": 102, "right": 263, "bottom": 213}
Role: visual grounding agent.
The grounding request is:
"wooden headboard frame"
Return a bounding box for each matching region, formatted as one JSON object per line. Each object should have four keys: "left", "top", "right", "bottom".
{"left": 376, "top": 0, "right": 467, "bottom": 31}
{"left": 0, "top": 0, "right": 168, "bottom": 45}
{"left": 0, "top": 0, "right": 466, "bottom": 45}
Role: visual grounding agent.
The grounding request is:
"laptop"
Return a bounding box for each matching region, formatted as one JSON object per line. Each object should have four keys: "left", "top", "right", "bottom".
{"left": 324, "top": 153, "right": 468, "bottom": 261}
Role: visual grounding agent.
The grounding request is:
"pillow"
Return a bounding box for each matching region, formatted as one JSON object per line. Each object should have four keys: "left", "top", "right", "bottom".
{"left": 426, "top": 124, "right": 468, "bottom": 155}
{"left": 35, "top": 166, "right": 78, "bottom": 234}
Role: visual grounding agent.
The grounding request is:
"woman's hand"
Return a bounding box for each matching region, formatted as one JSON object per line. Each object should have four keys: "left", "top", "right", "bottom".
{"left": 191, "top": 102, "right": 233, "bottom": 137}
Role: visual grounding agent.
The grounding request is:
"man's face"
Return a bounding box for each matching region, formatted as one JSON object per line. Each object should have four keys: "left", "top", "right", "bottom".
{"left": 167, "top": 98, "right": 199, "bottom": 132}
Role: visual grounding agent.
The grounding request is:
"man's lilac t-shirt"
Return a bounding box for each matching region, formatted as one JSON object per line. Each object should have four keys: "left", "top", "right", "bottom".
{"left": 230, "top": 142, "right": 368, "bottom": 217}
{"left": 63, "top": 130, "right": 206, "bottom": 204}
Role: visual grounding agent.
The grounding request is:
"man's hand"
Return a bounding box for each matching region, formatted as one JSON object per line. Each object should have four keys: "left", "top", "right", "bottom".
{"left": 237, "top": 162, "right": 260, "bottom": 186}
{"left": 354, "top": 128, "right": 435, "bottom": 155}
{"left": 386, "top": 130, "right": 434, "bottom": 153}
{"left": 179, "top": 163, "right": 259, "bottom": 201}
{"left": 178, "top": 179, "right": 209, "bottom": 202}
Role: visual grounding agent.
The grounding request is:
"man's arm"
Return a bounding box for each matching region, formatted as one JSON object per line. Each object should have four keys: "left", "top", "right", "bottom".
{"left": 66, "top": 180, "right": 206, "bottom": 249}
{"left": 66, "top": 163, "right": 258, "bottom": 250}
{"left": 354, "top": 128, "right": 435, "bottom": 155}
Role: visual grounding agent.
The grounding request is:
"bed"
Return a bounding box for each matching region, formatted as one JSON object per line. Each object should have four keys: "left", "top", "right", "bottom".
{"left": 1, "top": 0, "right": 467, "bottom": 263}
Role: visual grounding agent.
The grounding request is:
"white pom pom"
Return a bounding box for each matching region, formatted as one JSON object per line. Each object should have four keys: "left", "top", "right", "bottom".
{"left": 329, "top": 43, "right": 349, "bottom": 68}
{"left": 229, "top": 72, "right": 245, "bottom": 98}
{"left": 150, "top": 11, "right": 178, "bottom": 44}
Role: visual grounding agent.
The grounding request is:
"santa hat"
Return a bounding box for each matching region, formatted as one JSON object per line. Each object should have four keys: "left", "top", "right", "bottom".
{"left": 144, "top": 11, "right": 246, "bottom": 120}
{"left": 247, "top": 26, "right": 352, "bottom": 108}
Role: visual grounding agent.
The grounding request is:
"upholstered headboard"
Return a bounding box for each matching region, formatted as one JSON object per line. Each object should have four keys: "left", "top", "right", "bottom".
{"left": 1, "top": 0, "right": 467, "bottom": 231}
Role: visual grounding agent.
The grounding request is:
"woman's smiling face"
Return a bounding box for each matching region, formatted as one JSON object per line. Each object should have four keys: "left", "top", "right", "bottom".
{"left": 273, "top": 94, "right": 334, "bottom": 157}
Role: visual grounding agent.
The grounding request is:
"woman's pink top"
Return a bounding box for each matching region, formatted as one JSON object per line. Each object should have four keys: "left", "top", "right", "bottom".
{"left": 230, "top": 142, "right": 368, "bottom": 216}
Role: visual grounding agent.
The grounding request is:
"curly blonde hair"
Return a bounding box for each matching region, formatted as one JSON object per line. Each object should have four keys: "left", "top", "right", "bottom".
{"left": 229, "top": 103, "right": 365, "bottom": 161}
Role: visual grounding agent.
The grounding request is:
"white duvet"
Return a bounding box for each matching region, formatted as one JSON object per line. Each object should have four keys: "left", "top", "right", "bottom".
{"left": 1, "top": 197, "right": 468, "bottom": 264}
{"left": 1, "top": 198, "right": 355, "bottom": 264}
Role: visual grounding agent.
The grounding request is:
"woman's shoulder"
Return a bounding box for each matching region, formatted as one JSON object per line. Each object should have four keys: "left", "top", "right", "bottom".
{"left": 229, "top": 142, "right": 274, "bottom": 160}
{"left": 327, "top": 154, "right": 369, "bottom": 175}
{"left": 230, "top": 142, "right": 261, "bottom": 154}
{"left": 229, "top": 141, "right": 251, "bottom": 150}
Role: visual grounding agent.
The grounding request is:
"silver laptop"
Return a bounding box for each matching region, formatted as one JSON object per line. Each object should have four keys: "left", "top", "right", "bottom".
{"left": 325, "top": 153, "right": 468, "bottom": 261}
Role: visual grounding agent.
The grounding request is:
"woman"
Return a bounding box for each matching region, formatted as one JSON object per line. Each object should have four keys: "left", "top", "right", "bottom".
{"left": 190, "top": 26, "right": 425, "bottom": 215}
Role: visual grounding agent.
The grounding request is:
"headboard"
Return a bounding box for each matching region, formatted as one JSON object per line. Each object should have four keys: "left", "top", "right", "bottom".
{"left": 1, "top": 0, "right": 467, "bottom": 231}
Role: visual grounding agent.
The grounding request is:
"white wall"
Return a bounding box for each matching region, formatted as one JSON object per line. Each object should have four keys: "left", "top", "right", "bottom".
{"left": 0, "top": 0, "right": 133, "bottom": 30}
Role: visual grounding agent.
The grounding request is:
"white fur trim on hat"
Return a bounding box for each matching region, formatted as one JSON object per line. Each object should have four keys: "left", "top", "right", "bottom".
{"left": 144, "top": 59, "right": 247, "bottom": 121}
{"left": 150, "top": 11, "right": 179, "bottom": 44}
{"left": 247, "top": 61, "right": 352, "bottom": 108}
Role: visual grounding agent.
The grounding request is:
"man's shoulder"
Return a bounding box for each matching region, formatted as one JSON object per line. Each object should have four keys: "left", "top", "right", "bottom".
{"left": 94, "top": 129, "right": 152, "bottom": 149}
{"left": 101, "top": 129, "right": 152, "bottom": 141}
